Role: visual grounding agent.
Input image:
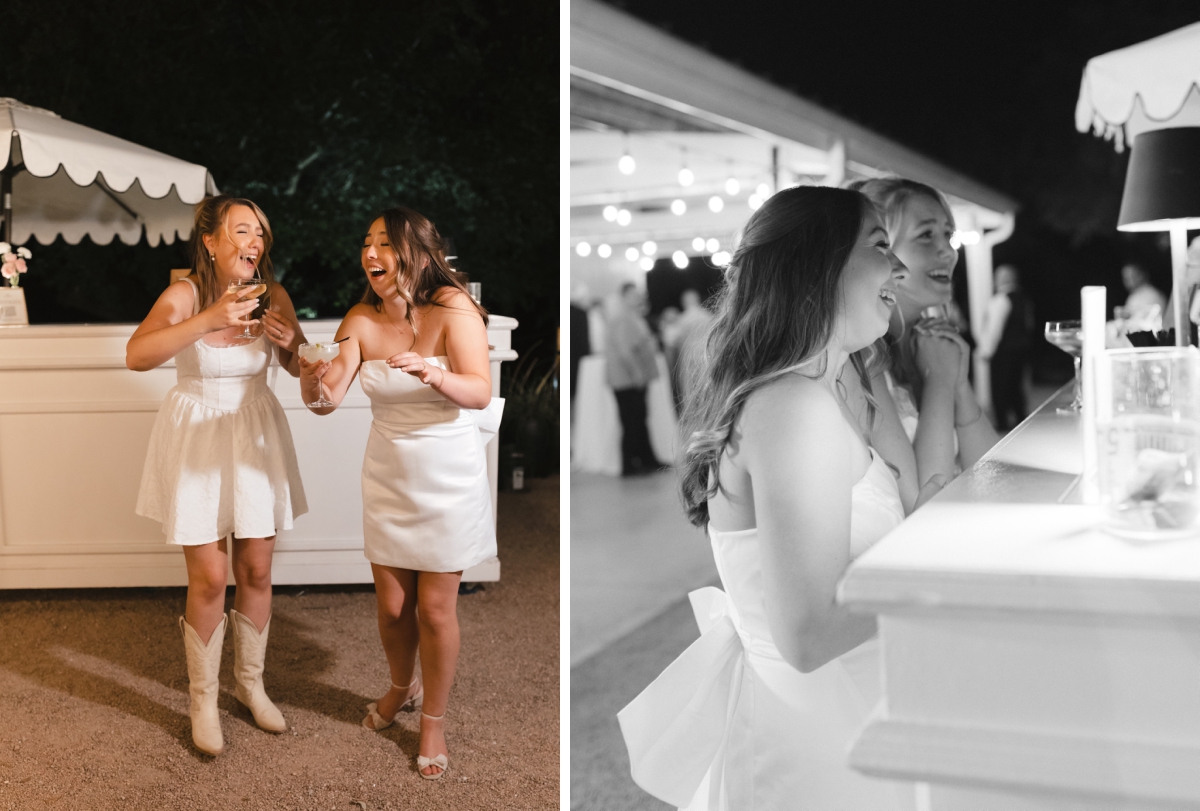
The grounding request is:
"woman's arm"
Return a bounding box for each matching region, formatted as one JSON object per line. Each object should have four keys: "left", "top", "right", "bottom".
{"left": 742, "top": 378, "right": 877, "bottom": 673}
{"left": 389, "top": 290, "right": 491, "bottom": 410}
{"left": 298, "top": 313, "right": 365, "bottom": 415}
{"left": 953, "top": 380, "right": 1001, "bottom": 468}
{"left": 126, "top": 280, "right": 258, "bottom": 371}
{"left": 260, "top": 283, "right": 307, "bottom": 376}
{"left": 911, "top": 333, "right": 960, "bottom": 487}
{"left": 863, "top": 365, "right": 920, "bottom": 514}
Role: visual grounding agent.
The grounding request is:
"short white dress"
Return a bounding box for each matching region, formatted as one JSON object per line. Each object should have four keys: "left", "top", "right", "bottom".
{"left": 359, "top": 357, "right": 504, "bottom": 572}
{"left": 136, "top": 278, "right": 307, "bottom": 545}
{"left": 619, "top": 450, "right": 916, "bottom": 810}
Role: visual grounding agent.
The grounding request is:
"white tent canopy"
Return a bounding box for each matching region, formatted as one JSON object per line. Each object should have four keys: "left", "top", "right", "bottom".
{"left": 0, "top": 98, "right": 218, "bottom": 247}
{"left": 1075, "top": 21, "right": 1200, "bottom": 151}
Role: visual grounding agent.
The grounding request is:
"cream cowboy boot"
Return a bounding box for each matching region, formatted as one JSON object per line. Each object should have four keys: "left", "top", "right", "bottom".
{"left": 180, "top": 614, "right": 226, "bottom": 755}
{"left": 230, "top": 609, "right": 287, "bottom": 733}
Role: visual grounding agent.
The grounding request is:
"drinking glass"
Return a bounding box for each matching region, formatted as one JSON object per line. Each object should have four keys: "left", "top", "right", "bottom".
{"left": 1096, "top": 348, "right": 1200, "bottom": 539}
{"left": 228, "top": 277, "right": 267, "bottom": 340}
{"left": 298, "top": 342, "right": 341, "bottom": 407}
{"left": 1045, "top": 320, "right": 1083, "bottom": 414}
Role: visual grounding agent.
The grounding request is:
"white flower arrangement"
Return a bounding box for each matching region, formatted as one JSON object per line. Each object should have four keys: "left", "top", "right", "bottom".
{"left": 0, "top": 242, "right": 32, "bottom": 286}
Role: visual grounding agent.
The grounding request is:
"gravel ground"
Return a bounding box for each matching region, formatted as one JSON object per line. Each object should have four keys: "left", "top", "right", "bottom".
{"left": 0, "top": 476, "right": 559, "bottom": 811}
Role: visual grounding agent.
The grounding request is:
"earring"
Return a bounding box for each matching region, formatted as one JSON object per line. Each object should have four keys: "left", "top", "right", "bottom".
{"left": 210, "top": 254, "right": 216, "bottom": 261}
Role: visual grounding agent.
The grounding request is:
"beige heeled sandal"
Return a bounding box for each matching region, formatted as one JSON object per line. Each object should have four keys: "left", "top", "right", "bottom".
{"left": 417, "top": 712, "right": 449, "bottom": 780}
{"left": 362, "top": 677, "right": 423, "bottom": 731}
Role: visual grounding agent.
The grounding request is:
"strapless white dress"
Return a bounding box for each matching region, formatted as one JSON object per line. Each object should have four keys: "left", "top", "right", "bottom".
{"left": 358, "top": 357, "right": 503, "bottom": 572}
{"left": 136, "top": 278, "right": 307, "bottom": 545}
{"left": 618, "top": 450, "right": 916, "bottom": 811}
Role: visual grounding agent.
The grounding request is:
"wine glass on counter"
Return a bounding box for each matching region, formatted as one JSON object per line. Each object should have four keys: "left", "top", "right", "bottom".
{"left": 228, "top": 276, "right": 267, "bottom": 340}
{"left": 298, "top": 341, "right": 341, "bottom": 407}
{"left": 1045, "top": 320, "right": 1083, "bottom": 414}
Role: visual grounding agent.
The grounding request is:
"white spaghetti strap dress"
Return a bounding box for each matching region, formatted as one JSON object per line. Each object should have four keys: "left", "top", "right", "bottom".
{"left": 619, "top": 450, "right": 917, "bottom": 811}
{"left": 136, "top": 277, "right": 307, "bottom": 545}
{"left": 358, "top": 357, "right": 503, "bottom": 572}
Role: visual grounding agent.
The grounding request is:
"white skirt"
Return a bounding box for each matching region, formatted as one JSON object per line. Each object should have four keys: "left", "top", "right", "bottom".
{"left": 136, "top": 387, "right": 307, "bottom": 546}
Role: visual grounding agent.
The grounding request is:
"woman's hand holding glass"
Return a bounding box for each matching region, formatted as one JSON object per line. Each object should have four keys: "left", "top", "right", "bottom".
{"left": 261, "top": 306, "right": 300, "bottom": 352}
{"left": 298, "top": 343, "right": 341, "bottom": 408}
{"left": 206, "top": 286, "right": 261, "bottom": 334}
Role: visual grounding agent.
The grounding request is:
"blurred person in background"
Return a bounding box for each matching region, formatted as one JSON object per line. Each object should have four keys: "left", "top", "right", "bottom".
{"left": 607, "top": 282, "right": 664, "bottom": 476}
{"left": 570, "top": 285, "right": 592, "bottom": 409}
{"left": 661, "top": 288, "right": 713, "bottom": 415}
{"left": 1116, "top": 262, "right": 1166, "bottom": 325}
{"left": 977, "top": 264, "right": 1033, "bottom": 431}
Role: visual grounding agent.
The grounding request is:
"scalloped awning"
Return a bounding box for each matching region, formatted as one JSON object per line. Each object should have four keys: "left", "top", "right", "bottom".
{"left": 0, "top": 98, "right": 218, "bottom": 247}
{"left": 1075, "top": 22, "right": 1200, "bottom": 151}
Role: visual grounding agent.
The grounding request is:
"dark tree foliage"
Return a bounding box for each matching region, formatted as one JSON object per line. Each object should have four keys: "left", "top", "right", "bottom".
{"left": 6, "top": 0, "right": 558, "bottom": 360}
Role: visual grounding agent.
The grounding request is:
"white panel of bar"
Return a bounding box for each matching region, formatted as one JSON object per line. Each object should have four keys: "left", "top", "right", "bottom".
{"left": 0, "top": 317, "right": 517, "bottom": 588}
{"left": 841, "top": 385, "right": 1200, "bottom": 810}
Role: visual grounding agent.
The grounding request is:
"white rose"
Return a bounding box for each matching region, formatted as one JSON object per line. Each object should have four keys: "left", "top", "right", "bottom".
{"left": 0, "top": 243, "right": 9, "bottom": 255}
{"left": 16, "top": 247, "right": 31, "bottom": 259}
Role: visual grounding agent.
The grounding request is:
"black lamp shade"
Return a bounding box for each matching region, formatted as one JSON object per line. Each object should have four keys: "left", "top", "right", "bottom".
{"left": 1117, "top": 127, "right": 1200, "bottom": 232}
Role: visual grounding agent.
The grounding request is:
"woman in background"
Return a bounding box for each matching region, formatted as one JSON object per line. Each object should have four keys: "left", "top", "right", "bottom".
{"left": 127, "top": 195, "right": 308, "bottom": 755}
{"left": 299, "top": 206, "right": 499, "bottom": 780}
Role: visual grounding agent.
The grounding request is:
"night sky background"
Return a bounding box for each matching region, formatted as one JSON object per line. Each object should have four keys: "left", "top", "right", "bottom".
{"left": 611, "top": 0, "right": 1199, "bottom": 380}
{"left": 5, "top": 0, "right": 557, "bottom": 364}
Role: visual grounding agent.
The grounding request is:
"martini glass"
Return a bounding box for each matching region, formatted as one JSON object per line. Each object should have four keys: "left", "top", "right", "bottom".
{"left": 228, "top": 277, "right": 267, "bottom": 340}
{"left": 298, "top": 342, "right": 341, "bottom": 407}
{"left": 1045, "top": 320, "right": 1083, "bottom": 414}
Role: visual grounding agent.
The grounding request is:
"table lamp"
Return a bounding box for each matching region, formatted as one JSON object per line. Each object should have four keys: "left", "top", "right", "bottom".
{"left": 1117, "top": 127, "right": 1200, "bottom": 347}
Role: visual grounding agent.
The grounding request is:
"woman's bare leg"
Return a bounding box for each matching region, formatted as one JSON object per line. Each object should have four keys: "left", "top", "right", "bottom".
{"left": 368, "top": 564, "right": 421, "bottom": 723}
{"left": 183, "top": 539, "right": 229, "bottom": 642}
{"left": 231, "top": 535, "right": 277, "bottom": 631}
{"left": 415, "top": 570, "right": 463, "bottom": 776}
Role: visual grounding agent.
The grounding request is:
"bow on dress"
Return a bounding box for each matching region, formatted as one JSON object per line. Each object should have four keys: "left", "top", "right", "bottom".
{"left": 617, "top": 586, "right": 746, "bottom": 808}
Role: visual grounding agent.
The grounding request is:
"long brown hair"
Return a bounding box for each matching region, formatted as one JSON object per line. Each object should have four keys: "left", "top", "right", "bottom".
{"left": 187, "top": 195, "right": 277, "bottom": 310}
{"left": 678, "top": 186, "right": 868, "bottom": 527}
{"left": 361, "top": 206, "right": 487, "bottom": 333}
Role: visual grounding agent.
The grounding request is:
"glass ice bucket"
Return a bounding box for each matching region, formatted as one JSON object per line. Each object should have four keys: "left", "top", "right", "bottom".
{"left": 1095, "top": 348, "right": 1200, "bottom": 539}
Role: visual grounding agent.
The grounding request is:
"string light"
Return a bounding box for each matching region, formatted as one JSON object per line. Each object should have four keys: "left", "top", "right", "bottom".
{"left": 597, "top": 244, "right": 612, "bottom": 258}
{"left": 678, "top": 147, "right": 694, "bottom": 187}
{"left": 642, "top": 240, "right": 657, "bottom": 256}
{"left": 619, "top": 153, "right": 636, "bottom": 175}
{"left": 625, "top": 247, "right": 639, "bottom": 262}
{"left": 748, "top": 194, "right": 763, "bottom": 210}
{"left": 575, "top": 242, "right": 591, "bottom": 257}
{"left": 639, "top": 256, "right": 654, "bottom": 271}
{"left": 672, "top": 251, "right": 689, "bottom": 269}
{"left": 671, "top": 199, "right": 687, "bottom": 216}
{"left": 712, "top": 250, "right": 732, "bottom": 266}
{"left": 725, "top": 177, "right": 740, "bottom": 196}
{"left": 692, "top": 237, "right": 706, "bottom": 251}
{"left": 616, "top": 209, "right": 632, "bottom": 226}
{"left": 708, "top": 196, "right": 724, "bottom": 213}
{"left": 756, "top": 183, "right": 771, "bottom": 198}
{"left": 706, "top": 238, "right": 720, "bottom": 253}
{"left": 602, "top": 205, "right": 618, "bottom": 222}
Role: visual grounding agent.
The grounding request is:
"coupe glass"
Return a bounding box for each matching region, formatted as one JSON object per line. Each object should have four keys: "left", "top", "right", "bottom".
{"left": 298, "top": 342, "right": 341, "bottom": 408}
{"left": 227, "top": 277, "right": 267, "bottom": 340}
{"left": 1045, "top": 320, "right": 1083, "bottom": 414}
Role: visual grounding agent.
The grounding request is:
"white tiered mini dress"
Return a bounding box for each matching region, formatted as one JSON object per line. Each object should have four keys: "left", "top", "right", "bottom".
{"left": 358, "top": 357, "right": 503, "bottom": 572}
{"left": 136, "top": 278, "right": 307, "bottom": 545}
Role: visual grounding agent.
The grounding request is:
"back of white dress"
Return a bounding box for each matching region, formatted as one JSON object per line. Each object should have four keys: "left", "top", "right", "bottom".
{"left": 619, "top": 451, "right": 915, "bottom": 811}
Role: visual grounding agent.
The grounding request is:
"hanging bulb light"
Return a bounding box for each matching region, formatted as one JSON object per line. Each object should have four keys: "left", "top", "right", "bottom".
{"left": 706, "top": 238, "right": 720, "bottom": 253}
{"left": 678, "top": 147, "right": 694, "bottom": 187}
{"left": 597, "top": 244, "right": 612, "bottom": 258}
{"left": 708, "top": 196, "right": 724, "bottom": 213}
{"left": 575, "top": 242, "right": 591, "bottom": 257}
{"left": 748, "top": 193, "right": 763, "bottom": 210}
{"left": 618, "top": 153, "right": 636, "bottom": 175}
{"left": 672, "top": 250, "right": 689, "bottom": 269}
{"left": 639, "top": 256, "right": 654, "bottom": 271}
{"left": 625, "top": 247, "right": 639, "bottom": 262}
{"left": 616, "top": 209, "right": 632, "bottom": 226}
{"left": 756, "top": 183, "right": 771, "bottom": 198}
{"left": 602, "top": 205, "right": 618, "bottom": 222}
{"left": 642, "top": 240, "right": 658, "bottom": 256}
{"left": 671, "top": 199, "right": 687, "bottom": 216}
{"left": 725, "top": 177, "right": 740, "bottom": 196}
{"left": 712, "top": 250, "right": 732, "bottom": 266}
{"left": 692, "top": 237, "right": 706, "bottom": 251}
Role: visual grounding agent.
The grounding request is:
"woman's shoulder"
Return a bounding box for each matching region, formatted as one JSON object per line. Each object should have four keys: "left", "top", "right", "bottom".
{"left": 742, "top": 372, "right": 839, "bottom": 429}
{"left": 431, "top": 286, "right": 478, "bottom": 313}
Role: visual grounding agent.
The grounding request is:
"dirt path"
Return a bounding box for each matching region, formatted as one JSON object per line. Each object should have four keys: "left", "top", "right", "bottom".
{"left": 0, "top": 477, "right": 559, "bottom": 811}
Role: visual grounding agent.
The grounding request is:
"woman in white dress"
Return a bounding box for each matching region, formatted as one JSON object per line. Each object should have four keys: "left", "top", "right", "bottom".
{"left": 619, "top": 186, "right": 943, "bottom": 810}
{"left": 298, "top": 206, "right": 497, "bottom": 780}
{"left": 847, "top": 178, "right": 1000, "bottom": 480}
{"left": 127, "top": 195, "right": 309, "bottom": 755}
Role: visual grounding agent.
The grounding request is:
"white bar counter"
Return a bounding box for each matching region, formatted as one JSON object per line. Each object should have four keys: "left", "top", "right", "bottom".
{"left": 841, "top": 385, "right": 1200, "bottom": 810}
{"left": 0, "top": 318, "right": 517, "bottom": 589}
